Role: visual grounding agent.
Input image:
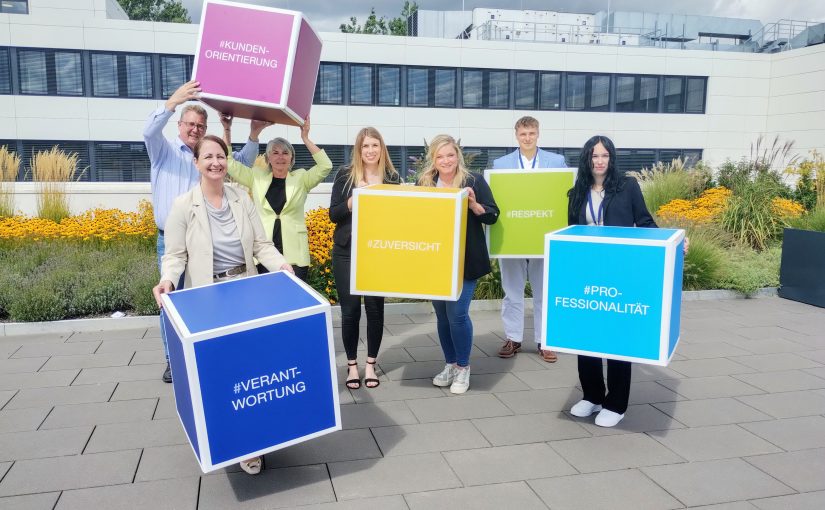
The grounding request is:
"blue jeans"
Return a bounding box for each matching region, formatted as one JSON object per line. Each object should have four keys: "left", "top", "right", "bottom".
{"left": 432, "top": 279, "right": 478, "bottom": 367}
{"left": 156, "top": 231, "right": 184, "bottom": 361}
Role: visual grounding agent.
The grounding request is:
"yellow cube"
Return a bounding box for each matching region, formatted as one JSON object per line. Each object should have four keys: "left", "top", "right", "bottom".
{"left": 351, "top": 184, "right": 469, "bottom": 300}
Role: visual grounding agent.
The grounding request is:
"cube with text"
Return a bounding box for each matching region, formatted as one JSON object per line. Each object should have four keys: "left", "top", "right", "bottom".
{"left": 161, "top": 271, "right": 339, "bottom": 472}
{"left": 351, "top": 184, "right": 468, "bottom": 300}
{"left": 542, "top": 225, "right": 685, "bottom": 366}
{"left": 484, "top": 168, "right": 575, "bottom": 258}
{"left": 192, "top": 0, "right": 322, "bottom": 125}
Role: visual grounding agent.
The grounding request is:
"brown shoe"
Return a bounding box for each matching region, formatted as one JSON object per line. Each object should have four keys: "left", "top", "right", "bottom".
{"left": 539, "top": 348, "right": 558, "bottom": 363}
{"left": 498, "top": 340, "right": 522, "bottom": 358}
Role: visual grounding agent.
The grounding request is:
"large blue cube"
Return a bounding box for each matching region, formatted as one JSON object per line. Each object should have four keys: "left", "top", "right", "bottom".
{"left": 541, "top": 225, "right": 685, "bottom": 366}
{"left": 160, "top": 271, "right": 340, "bottom": 472}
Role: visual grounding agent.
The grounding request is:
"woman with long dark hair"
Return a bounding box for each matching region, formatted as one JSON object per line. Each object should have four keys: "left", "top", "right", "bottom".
{"left": 566, "top": 135, "right": 656, "bottom": 427}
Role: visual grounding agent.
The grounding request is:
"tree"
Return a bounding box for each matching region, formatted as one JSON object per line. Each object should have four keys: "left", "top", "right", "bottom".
{"left": 117, "top": 0, "right": 191, "bottom": 23}
{"left": 340, "top": 1, "right": 418, "bottom": 36}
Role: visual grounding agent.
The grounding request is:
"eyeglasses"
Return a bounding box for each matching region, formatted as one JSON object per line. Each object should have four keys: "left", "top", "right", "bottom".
{"left": 179, "top": 121, "right": 207, "bottom": 131}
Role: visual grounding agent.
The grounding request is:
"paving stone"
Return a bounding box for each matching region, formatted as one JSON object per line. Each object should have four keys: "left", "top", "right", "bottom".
{"left": 405, "top": 481, "right": 549, "bottom": 510}
{"left": 384, "top": 322, "right": 440, "bottom": 336}
{"left": 143, "top": 327, "right": 161, "bottom": 338}
{"left": 129, "top": 349, "right": 167, "bottom": 365}
{"left": 574, "top": 403, "right": 687, "bottom": 436}
{"left": 627, "top": 381, "right": 686, "bottom": 405}
{"left": 0, "top": 333, "right": 70, "bottom": 346}
{"left": 495, "top": 388, "right": 582, "bottom": 414}
{"left": 657, "top": 376, "right": 764, "bottom": 400}
{"left": 73, "top": 363, "right": 167, "bottom": 385}
{"left": 686, "top": 503, "right": 758, "bottom": 510}
{"left": 265, "top": 428, "right": 382, "bottom": 468}
{"left": 95, "top": 338, "right": 164, "bottom": 354}
{"left": 0, "top": 407, "right": 50, "bottom": 433}
{"left": 732, "top": 369, "right": 825, "bottom": 393}
{"left": 404, "top": 345, "right": 487, "bottom": 362}
{"left": 668, "top": 358, "right": 755, "bottom": 378}
{"left": 733, "top": 325, "right": 810, "bottom": 341}
{"left": 749, "top": 491, "right": 825, "bottom": 510}
{"left": 40, "top": 399, "right": 157, "bottom": 429}
{"left": 512, "top": 367, "right": 580, "bottom": 389}
{"left": 290, "top": 496, "right": 409, "bottom": 510}
{"left": 110, "top": 379, "right": 172, "bottom": 401}
{"left": 0, "top": 450, "right": 141, "bottom": 496}
{"left": 4, "top": 383, "right": 115, "bottom": 409}
{"left": 469, "top": 354, "right": 550, "bottom": 375}
{"left": 329, "top": 452, "right": 461, "bottom": 500}
{"left": 374, "top": 333, "right": 437, "bottom": 350}
{"left": 12, "top": 341, "right": 100, "bottom": 358}
{"left": 372, "top": 347, "right": 414, "bottom": 364}
{"left": 39, "top": 352, "right": 134, "bottom": 371}
{"left": 443, "top": 443, "right": 576, "bottom": 486}
{"left": 745, "top": 448, "right": 825, "bottom": 492}
{"left": 380, "top": 360, "right": 455, "bottom": 381}
{"left": 0, "top": 493, "right": 60, "bottom": 510}
{"left": 528, "top": 468, "right": 683, "bottom": 510}
{"left": 736, "top": 390, "right": 825, "bottom": 418}
{"left": 551, "top": 432, "right": 685, "bottom": 473}
{"left": 641, "top": 458, "right": 794, "bottom": 507}
{"left": 0, "top": 461, "right": 9, "bottom": 479}
{"left": 350, "top": 379, "right": 446, "bottom": 404}
{"left": 797, "top": 349, "right": 825, "bottom": 364}
{"left": 649, "top": 424, "right": 781, "bottom": 461}
{"left": 135, "top": 444, "right": 204, "bottom": 481}
{"left": 472, "top": 411, "right": 590, "bottom": 445}
{"left": 439, "top": 372, "right": 530, "bottom": 394}
{"left": 0, "top": 369, "right": 78, "bottom": 390}
{"left": 199, "top": 464, "right": 335, "bottom": 509}
{"left": 0, "top": 426, "right": 92, "bottom": 461}
{"left": 84, "top": 418, "right": 187, "bottom": 453}
{"left": 652, "top": 397, "right": 773, "bottom": 427}
{"left": 340, "top": 401, "right": 418, "bottom": 429}
{"left": 729, "top": 353, "right": 822, "bottom": 372}
{"left": 675, "top": 342, "right": 752, "bottom": 359}
{"left": 66, "top": 328, "right": 147, "bottom": 342}
{"left": 371, "top": 420, "right": 489, "bottom": 456}
{"left": 405, "top": 393, "right": 512, "bottom": 423}
{"left": 0, "top": 390, "right": 14, "bottom": 409}
{"left": 406, "top": 313, "right": 437, "bottom": 324}
{"left": 740, "top": 416, "right": 825, "bottom": 451}
{"left": 56, "top": 476, "right": 199, "bottom": 510}
{"left": 0, "top": 357, "right": 48, "bottom": 375}
{"left": 153, "top": 396, "right": 176, "bottom": 419}
{"left": 631, "top": 364, "right": 687, "bottom": 382}
{"left": 724, "top": 337, "right": 812, "bottom": 355}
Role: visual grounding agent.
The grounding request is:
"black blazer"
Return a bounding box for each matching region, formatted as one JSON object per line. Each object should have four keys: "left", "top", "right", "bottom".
{"left": 568, "top": 176, "right": 657, "bottom": 228}
{"left": 329, "top": 166, "right": 401, "bottom": 252}
{"left": 433, "top": 172, "right": 499, "bottom": 281}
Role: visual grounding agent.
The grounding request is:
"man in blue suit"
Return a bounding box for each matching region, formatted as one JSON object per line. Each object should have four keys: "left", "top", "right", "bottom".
{"left": 492, "top": 116, "right": 566, "bottom": 362}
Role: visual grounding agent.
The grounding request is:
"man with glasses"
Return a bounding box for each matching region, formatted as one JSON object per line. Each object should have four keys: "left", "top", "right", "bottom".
{"left": 144, "top": 79, "right": 266, "bottom": 382}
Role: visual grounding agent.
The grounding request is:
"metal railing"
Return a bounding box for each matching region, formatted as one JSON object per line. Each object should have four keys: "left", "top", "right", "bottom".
{"left": 748, "top": 19, "right": 818, "bottom": 52}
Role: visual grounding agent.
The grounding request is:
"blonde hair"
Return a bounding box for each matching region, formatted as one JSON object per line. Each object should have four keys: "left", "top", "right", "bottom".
{"left": 346, "top": 127, "right": 397, "bottom": 191}
{"left": 514, "top": 115, "right": 538, "bottom": 130}
{"left": 181, "top": 104, "right": 208, "bottom": 121}
{"left": 417, "top": 134, "right": 470, "bottom": 188}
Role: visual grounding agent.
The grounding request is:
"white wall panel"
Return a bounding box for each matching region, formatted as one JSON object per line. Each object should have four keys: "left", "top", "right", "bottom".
{"left": 707, "top": 76, "right": 770, "bottom": 97}
{"left": 768, "top": 91, "right": 825, "bottom": 115}
{"left": 10, "top": 23, "right": 85, "bottom": 49}
{"left": 769, "top": 70, "right": 825, "bottom": 96}
{"left": 16, "top": 118, "right": 89, "bottom": 140}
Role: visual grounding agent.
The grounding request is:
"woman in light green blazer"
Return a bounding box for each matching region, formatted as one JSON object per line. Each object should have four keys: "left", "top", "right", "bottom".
{"left": 222, "top": 115, "right": 333, "bottom": 282}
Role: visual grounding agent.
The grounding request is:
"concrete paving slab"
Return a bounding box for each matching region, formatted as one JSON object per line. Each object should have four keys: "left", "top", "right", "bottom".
{"left": 39, "top": 351, "right": 133, "bottom": 371}
{"left": 264, "top": 428, "right": 382, "bottom": 468}
{"left": 55, "top": 476, "right": 199, "bottom": 510}
{"left": 495, "top": 387, "right": 582, "bottom": 414}
{"left": 648, "top": 424, "right": 781, "bottom": 461}
{"left": 291, "top": 495, "right": 409, "bottom": 510}
{"left": 749, "top": 491, "right": 825, "bottom": 510}
{"left": 65, "top": 328, "right": 148, "bottom": 342}
{"left": 4, "top": 383, "right": 116, "bottom": 409}
{"left": 641, "top": 458, "right": 794, "bottom": 507}
{"left": 110, "top": 379, "right": 171, "bottom": 401}
{"left": 551, "top": 432, "right": 686, "bottom": 473}
{"left": 405, "top": 393, "right": 512, "bottom": 423}
{"left": 0, "top": 357, "right": 48, "bottom": 374}
{"left": 349, "top": 379, "right": 445, "bottom": 404}
{"left": 0, "top": 369, "right": 78, "bottom": 390}
{"left": 652, "top": 397, "right": 773, "bottom": 427}
{"left": 199, "top": 464, "right": 335, "bottom": 509}
{"left": 472, "top": 411, "right": 590, "bottom": 445}
{"left": 12, "top": 341, "right": 100, "bottom": 358}
{"left": 95, "top": 338, "right": 163, "bottom": 354}
{"left": 135, "top": 444, "right": 206, "bottom": 482}
{"left": 404, "top": 481, "right": 549, "bottom": 510}
{"left": 340, "top": 401, "right": 418, "bottom": 429}
{"left": 0, "top": 407, "right": 50, "bottom": 433}
{"left": 40, "top": 398, "right": 157, "bottom": 429}
{"left": 371, "top": 420, "right": 489, "bottom": 457}
{"left": 0, "top": 493, "right": 60, "bottom": 510}
{"left": 443, "top": 443, "right": 576, "bottom": 486}
{"left": 732, "top": 369, "right": 825, "bottom": 392}
{"left": 668, "top": 358, "right": 756, "bottom": 378}
{"left": 739, "top": 416, "right": 825, "bottom": 451}
{"left": 72, "top": 363, "right": 166, "bottom": 385}
{"left": 511, "top": 366, "right": 580, "bottom": 389}
{"left": 573, "top": 403, "right": 686, "bottom": 436}
{"left": 744, "top": 448, "right": 825, "bottom": 492}
{"left": 728, "top": 352, "right": 822, "bottom": 372}
{"left": 657, "top": 375, "right": 764, "bottom": 400}
{"left": 84, "top": 418, "right": 187, "bottom": 453}
{"left": 736, "top": 390, "right": 825, "bottom": 418}
{"left": 0, "top": 426, "right": 92, "bottom": 461}
{"left": 129, "top": 349, "right": 166, "bottom": 365}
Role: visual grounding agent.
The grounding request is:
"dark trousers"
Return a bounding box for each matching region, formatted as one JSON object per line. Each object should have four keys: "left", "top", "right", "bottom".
{"left": 256, "top": 263, "right": 309, "bottom": 283}
{"left": 578, "top": 355, "right": 632, "bottom": 414}
{"left": 332, "top": 248, "right": 384, "bottom": 360}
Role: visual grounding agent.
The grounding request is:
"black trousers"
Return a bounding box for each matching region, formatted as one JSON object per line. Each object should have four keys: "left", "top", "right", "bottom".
{"left": 332, "top": 248, "right": 384, "bottom": 360}
{"left": 256, "top": 263, "right": 309, "bottom": 283}
{"left": 578, "top": 355, "right": 632, "bottom": 414}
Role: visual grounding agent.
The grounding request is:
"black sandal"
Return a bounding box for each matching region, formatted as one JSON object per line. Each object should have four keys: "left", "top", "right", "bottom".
{"left": 364, "top": 360, "right": 380, "bottom": 389}
{"left": 345, "top": 361, "right": 361, "bottom": 390}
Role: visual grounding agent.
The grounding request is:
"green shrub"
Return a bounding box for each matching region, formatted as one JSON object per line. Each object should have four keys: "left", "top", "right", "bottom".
{"left": 474, "top": 259, "right": 504, "bottom": 300}
{"left": 629, "top": 159, "right": 709, "bottom": 215}
{"left": 788, "top": 205, "right": 825, "bottom": 233}
{"left": 682, "top": 227, "right": 727, "bottom": 290}
{"left": 8, "top": 284, "right": 69, "bottom": 322}
{"left": 718, "top": 244, "right": 781, "bottom": 295}
{"left": 720, "top": 175, "right": 787, "bottom": 250}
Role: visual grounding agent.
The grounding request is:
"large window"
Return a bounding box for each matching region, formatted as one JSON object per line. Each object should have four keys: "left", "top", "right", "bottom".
{"left": 407, "top": 67, "right": 428, "bottom": 107}
{"left": 616, "top": 75, "right": 659, "bottom": 113}
{"left": 17, "top": 49, "right": 83, "bottom": 96}
{"left": 90, "top": 52, "right": 153, "bottom": 98}
{"left": 0, "top": 1, "right": 28, "bottom": 14}
{"left": 160, "top": 55, "right": 191, "bottom": 98}
{"left": 350, "top": 64, "right": 373, "bottom": 105}
{"left": 434, "top": 68, "right": 455, "bottom": 107}
{"left": 539, "top": 72, "right": 561, "bottom": 110}
{"left": 663, "top": 76, "right": 685, "bottom": 113}
{"left": 566, "top": 73, "right": 610, "bottom": 111}
{"left": 94, "top": 142, "right": 150, "bottom": 182}
{"left": 0, "top": 48, "right": 9, "bottom": 94}
{"left": 515, "top": 71, "right": 537, "bottom": 109}
{"left": 408, "top": 67, "right": 456, "bottom": 108}
{"left": 685, "top": 77, "right": 706, "bottom": 113}
{"left": 377, "top": 66, "right": 400, "bottom": 106}
{"left": 461, "top": 69, "right": 509, "bottom": 109}
{"left": 314, "top": 63, "right": 343, "bottom": 104}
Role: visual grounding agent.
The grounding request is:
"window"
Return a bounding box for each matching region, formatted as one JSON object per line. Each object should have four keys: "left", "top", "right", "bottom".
{"left": 407, "top": 67, "right": 428, "bottom": 107}
{"left": 126, "top": 55, "right": 152, "bottom": 98}
{"left": 0, "top": 48, "right": 9, "bottom": 94}
{"left": 515, "top": 71, "right": 537, "bottom": 109}
{"left": 566, "top": 74, "right": 610, "bottom": 111}
{"left": 377, "top": 66, "right": 400, "bottom": 106}
{"left": 461, "top": 69, "right": 509, "bottom": 109}
{"left": 94, "top": 142, "right": 150, "bottom": 182}
{"left": 17, "top": 49, "right": 83, "bottom": 96}
{"left": 91, "top": 54, "right": 118, "bottom": 96}
{"left": 407, "top": 67, "right": 456, "bottom": 108}
{"left": 20, "top": 140, "right": 91, "bottom": 182}
{"left": 539, "top": 72, "right": 561, "bottom": 110}
{"left": 91, "top": 52, "right": 153, "bottom": 98}
{"left": 0, "top": 1, "right": 28, "bottom": 14}
{"left": 616, "top": 75, "right": 659, "bottom": 113}
{"left": 160, "top": 55, "right": 190, "bottom": 98}
{"left": 590, "top": 75, "right": 610, "bottom": 111}
{"left": 350, "top": 64, "right": 373, "bottom": 105}
{"left": 434, "top": 68, "right": 455, "bottom": 107}
{"left": 663, "top": 77, "right": 685, "bottom": 113}
{"left": 314, "top": 63, "right": 342, "bottom": 104}
{"left": 566, "top": 74, "right": 586, "bottom": 110}
{"left": 685, "top": 77, "right": 706, "bottom": 113}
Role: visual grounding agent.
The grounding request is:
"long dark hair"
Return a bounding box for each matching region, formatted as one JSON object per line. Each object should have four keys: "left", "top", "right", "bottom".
{"left": 568, "top": 135, "right": 620, "bottom": 216}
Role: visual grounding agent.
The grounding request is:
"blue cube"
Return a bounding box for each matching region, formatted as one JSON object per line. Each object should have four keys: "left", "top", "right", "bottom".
{"left": 541, "top": 225, "right": 685, "bottom": 366}
{"left": 160, "top": 271, "right": 340, "bottom": 472}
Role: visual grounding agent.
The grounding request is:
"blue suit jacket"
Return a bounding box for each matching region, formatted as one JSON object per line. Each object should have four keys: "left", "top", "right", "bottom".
{"left": 492, "top": 148, "right": 567, "bottom": 170}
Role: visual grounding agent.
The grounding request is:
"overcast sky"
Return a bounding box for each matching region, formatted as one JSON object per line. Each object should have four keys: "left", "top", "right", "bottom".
{"left": 179, "top": 1, "right": 825, "bottom": 32}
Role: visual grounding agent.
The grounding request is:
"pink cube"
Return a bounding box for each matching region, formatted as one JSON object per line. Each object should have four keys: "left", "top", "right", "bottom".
{"left": 192, "top": 0, "right": 322, "bottom": 126}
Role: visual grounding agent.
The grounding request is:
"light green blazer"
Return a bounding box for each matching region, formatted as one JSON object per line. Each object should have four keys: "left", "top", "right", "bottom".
{"left": 227, "top": 150, "right": 333, "bottom": 267}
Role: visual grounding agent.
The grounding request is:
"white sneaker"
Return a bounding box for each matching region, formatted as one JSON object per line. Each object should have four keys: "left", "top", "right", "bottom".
{"left": 595, "top": 409, "right": 625, "bottom": 427}
{"left": 570, "top": 399, "right": 603, "bottom": 417}
{"left": 433, "top": 364, "right": 456, "bottom": 387}
{"left": 450, "top": 366, "right": 471, "bottom": 394}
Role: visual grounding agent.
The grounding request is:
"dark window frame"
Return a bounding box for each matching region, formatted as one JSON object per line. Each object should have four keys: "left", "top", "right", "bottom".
{"left": 615, "top": 74, "right": 660, "bottom": 113}
{"left": 16, "top": 47, "right": 84, "bottom": 96}
{"left": 89, "top": 50, "right": 154, "bottom": 99}
{"left": 460, "top": 68, "right": 510, "bottom": 109}
{"left": 313, "top": 62, "right": 344, "bottom": 105}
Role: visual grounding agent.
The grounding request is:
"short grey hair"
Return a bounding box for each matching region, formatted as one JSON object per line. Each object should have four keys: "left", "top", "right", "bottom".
{"left": 265, "top": 137, "right": 295, "bottom": 172}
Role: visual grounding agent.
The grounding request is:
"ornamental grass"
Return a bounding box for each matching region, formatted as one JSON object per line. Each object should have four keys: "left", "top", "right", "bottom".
{"left": 0, "top": 146, "right": 21, "bottom": 218}
{"left": 30, "top": 147, "right": 82, "bottom": 223}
